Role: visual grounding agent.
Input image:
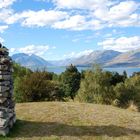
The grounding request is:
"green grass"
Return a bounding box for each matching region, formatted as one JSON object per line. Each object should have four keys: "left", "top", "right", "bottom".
{"left": 0, "top": 102, "right": 140, "bottom": 140}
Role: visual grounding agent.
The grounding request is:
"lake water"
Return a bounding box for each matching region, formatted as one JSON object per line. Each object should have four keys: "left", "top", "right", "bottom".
{"left": 46, "top": 66, "right": 140, "bottom": 76}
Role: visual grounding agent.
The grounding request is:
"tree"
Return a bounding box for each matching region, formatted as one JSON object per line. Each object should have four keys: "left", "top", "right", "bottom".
{"left": 13, "top": 63, "right": 32, "bottom": 80}
{"left": 14, "top": 71, "right": 65, "bottom": 102}
{"left": 110, "top": 71, "right": 127, "bottom": 86}
{"left": 113, "top": 75, "right": 140, "bottom": 108}
{"left": 77, "top": 66, "right": 115, "bottom": 104}
{"left": 61, "top": 64, "right": 81, "bottom": 100}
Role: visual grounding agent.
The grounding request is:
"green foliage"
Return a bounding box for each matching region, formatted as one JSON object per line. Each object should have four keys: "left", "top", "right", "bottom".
{"left": 110, "top": 71, "right": 127, "bottom": 86}
{"left": 13, "top": 63, "right": 32, "bottom": 80}
{"left": 13, "top": 63, "right": 33, "bottom": 102}
{"left": 14, "top": 71, "right": 64, "bottom": 102}
{"left": 14, "top": 77, "right": 25, "bottom": 103}
{"left": 114, "top": 75, "right": 140, "bottom": 108}
{"left": 12, "top": 62, "right": 140, "bottom": 110}
{"left": 60, "top": 64, "right": 81, "bottom": 100}
{"left": 77, "top": 66, "right": 115, "bottom": 104}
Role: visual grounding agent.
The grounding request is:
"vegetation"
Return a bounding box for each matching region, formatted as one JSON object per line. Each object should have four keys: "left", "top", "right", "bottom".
{"left": 14, "top": 70, "right": 64, "bottom": 103}
{"left": 13, "top": 63, "right": 140, "bottom": 111}
{"left": 60, "top": 64, "right": 81, "bottom": 100}
{"left": 1, "top": 102, "right": 140, "bottom": 140}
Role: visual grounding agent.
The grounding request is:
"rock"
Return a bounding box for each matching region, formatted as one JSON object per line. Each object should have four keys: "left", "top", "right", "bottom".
{"left": 0, "top": 44, "right": 16, "bottom": 136}
{"left": 0, "top": 75, "right": 12, "bottom": 81}
{"left": 0, "top": 65, "right": 12, "bottom": 71}
{"left": 0, "top": 81, "right": 11, "bottom": 86}
{"left": 0, "top": 98, "right": 7, "bottom": 104}
{"left": 0, "top": 92, "right": 11, "bottom": 98}
{"left": 0, "top": 127, "right": 9, "bottom": 136}
{"left": 0, "top": 86, "right": 10, "bottom": 93}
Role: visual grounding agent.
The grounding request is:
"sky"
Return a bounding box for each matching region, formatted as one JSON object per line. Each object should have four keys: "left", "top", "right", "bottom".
{"left": 0, "top": 0, "right": 140, "bottom": 60}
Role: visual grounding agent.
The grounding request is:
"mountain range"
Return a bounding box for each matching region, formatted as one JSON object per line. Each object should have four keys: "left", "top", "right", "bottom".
{"left": 12, "top": 53, "right": 52, "bottom": 70}
{"left": 11, "top": 49, "right": 140, "bottom": 70}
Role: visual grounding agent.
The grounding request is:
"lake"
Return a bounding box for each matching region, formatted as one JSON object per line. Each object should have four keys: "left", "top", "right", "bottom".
{"left": 45, "top": 66, "right": 140, "bottom": 76}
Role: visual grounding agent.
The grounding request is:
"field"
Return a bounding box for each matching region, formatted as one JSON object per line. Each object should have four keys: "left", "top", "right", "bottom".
{"left": 0, "top": 102, "right": 140, "bottom": 140}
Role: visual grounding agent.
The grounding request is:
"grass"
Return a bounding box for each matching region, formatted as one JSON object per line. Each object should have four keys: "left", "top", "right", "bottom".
{"left": 0, "top": 102, "right": 140, "bottom": 140}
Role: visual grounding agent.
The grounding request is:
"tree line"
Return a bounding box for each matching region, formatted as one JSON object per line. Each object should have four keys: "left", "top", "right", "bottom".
{"left": 13, "top": 63, "right": 140, "bottom": 111}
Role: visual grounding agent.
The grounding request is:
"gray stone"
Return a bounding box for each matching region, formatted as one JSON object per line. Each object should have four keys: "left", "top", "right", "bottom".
{"left": 0, "top": 75, "right": 11, "bottom": 81}
{"left": 0, "top": 86, "right": 10, "bottom": 92}
{"left": 0, "top": 118, "right": 8, "bottom": 128}
{"left": 0, "top": 92, "right": 10, "bottom": 98}
{"left": 0, "top": 65, "right": 11, "bottom": 71}
{"left": 0, "top": 127, "right": 9, "bottom": 136}
{"left": 0, "top": 98, "right": 7, "bottom": 104}
{"left": 0, "top": 45, "right": 16, "bottom": 136}
{"left": 0, "top": 81, "right": 11, "bottom": 86}
{"left": 0, "top": 71, "right": 11, "bottom": 75}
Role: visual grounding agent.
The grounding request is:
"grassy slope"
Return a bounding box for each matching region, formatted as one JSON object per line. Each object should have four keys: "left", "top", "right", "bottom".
{"left": 1, "top": 102, "right": 140, "bottom": 140}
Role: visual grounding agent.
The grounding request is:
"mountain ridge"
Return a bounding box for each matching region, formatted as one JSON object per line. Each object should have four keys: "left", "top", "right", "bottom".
{"left": 11, "top": 49, "right": 140, "bottom": 69}
{"left": 12, "top": 53, "right": 52, "bottom": 70}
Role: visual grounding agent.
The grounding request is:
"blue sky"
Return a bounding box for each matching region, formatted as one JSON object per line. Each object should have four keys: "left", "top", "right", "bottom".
{"left": 0, "top": 0, "right": 140, "bottom": 60}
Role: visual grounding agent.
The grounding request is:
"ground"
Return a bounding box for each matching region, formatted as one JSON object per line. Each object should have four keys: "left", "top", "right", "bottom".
{"left": 0, "top": 102, "right": 140, "bottom": 140}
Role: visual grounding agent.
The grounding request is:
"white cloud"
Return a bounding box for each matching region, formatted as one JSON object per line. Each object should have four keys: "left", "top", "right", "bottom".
{"left": 52, "top": 15, "right": 87, "bottom": 30}
{"left": 0, "top": 0, "right": 140, "bottom": 31}
{"left": 51, "top": 0, "right": 140, "bottom": 30}
{"left": 0, "top": 0, "right": 16, "bottom": 9}
{"left": 94, "top": 1, "right": 138, "bottom": 20}
{"left": 98, "top": 36, "right": 140, "bottom": 52}
{"left": 94, "top": 1, "right": 140, "bottom": 27}
{"left": 22, "top": 10, "right": 68, "bottom": 27}
{"left": 63, "top": 49, "right": 93, "bottom": 58}
{"left": 0, "top": 25, "right": 8, "bottom": 33}
{"left": 53, "top": 0, "right": 114, "bottom": 10}
{"left": 10, "top": 45, "right": 50, "bottom": 56}
{"left": 0, "top": 9, "right": 13, "bottom": 22}
{"left": 5, "top": 9, "right": 69, "bottom": 27}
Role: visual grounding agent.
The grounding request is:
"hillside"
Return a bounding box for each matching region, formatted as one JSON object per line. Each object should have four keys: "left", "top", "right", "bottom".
{"left": 72, "top": 50, "right": 121, "bottom": 66}
{"left": 1, "top": 102, "right": 140, "bottom": 140}
{"left": 12, "top": 49, "right": 140, "bottom": 68}
{"left": 105, "top": 49, "right": 140, "bottom": 67}
{"left": 12, "top": 53, "right": 52, "bottom": 70}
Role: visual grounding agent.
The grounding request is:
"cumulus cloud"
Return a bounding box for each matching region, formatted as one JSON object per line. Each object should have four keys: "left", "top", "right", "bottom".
{"left": 63, "top": 49, "right": 93, "bottom": 58}
{"left": 21, "top": 10, "right": 68, "bottom": 27}
{"left": 10, "top": 45, "right": 50, "bottom": 56}
{"left": 0, "top": 0, "right": 16, "bottom": 9}
{"left": 52, "top": 0, "right": 115, "bottom": 10}
{"left": 5, "top": 10, "right": 69, "bottom": 27}
{"left": 0, "top": 0, "right": 140, "bottom": 31}
{"left": 0, "top": 9, "right": 13, "bottom": 22}
{"left": 98, "top": 36, "right": 140, "bottom": 52}
{"left": 0, "top": 25, "right": 8, "bottom": 33}
{"left": 52, "top": 15, "right": 87, "bottom": 30}
{"left": 51, "top": 0, "right": 140, "bottom": 30}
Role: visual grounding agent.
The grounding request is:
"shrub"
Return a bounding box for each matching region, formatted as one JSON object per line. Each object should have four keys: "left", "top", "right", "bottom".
{"left": 14, "top": 71, "right": 64, "bottom": 102}
{"left": 113, "top": 75, "right": 140, "bottom": 108}
{"left": 60, "top": 64, "right": 81, "bottom": 100}
{"left": 76, "top": 66, "right": 115, "bottom": 104}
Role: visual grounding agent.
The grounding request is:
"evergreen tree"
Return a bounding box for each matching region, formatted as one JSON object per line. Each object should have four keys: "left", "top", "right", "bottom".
{"left": 61, "top": 64, "right": 81, "bottom": 100}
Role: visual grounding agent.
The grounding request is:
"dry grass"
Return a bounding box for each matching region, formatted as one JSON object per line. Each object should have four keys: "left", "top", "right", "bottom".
{"left": 127, "top": 101, "right": 139, "bottom": 112}
{"left": 0, "top": 102, "right": 140, "bottom": 140}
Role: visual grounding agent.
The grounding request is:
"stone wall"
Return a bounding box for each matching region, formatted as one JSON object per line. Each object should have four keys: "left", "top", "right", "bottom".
{"left": 0, "top": 43, "right": 16, "bottom": 136}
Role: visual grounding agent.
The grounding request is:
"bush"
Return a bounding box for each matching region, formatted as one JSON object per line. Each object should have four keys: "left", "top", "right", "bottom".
{"left": 60, "top": 64, "right": 81, "bottom": 100}
{"left": 113, "top": 75, "right": 140, "bottom": 108}
{"left": 14, "top": 71, "right": 64, "bottom": 102}
{"left": 76, "top": 66, "right": 115, "bottom": 104}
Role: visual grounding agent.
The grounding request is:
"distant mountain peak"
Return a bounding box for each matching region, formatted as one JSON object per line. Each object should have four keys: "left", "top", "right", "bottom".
{"left": 12, "top": 49, "right": 140, "bottom": 69}
{"left": 12, "top": 53, "right": 52, "bottom": 70}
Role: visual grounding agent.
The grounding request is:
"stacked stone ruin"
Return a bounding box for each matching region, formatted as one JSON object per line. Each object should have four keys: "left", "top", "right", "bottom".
{"left": 0, "top": 43, "right": 16, "bottom": 136}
